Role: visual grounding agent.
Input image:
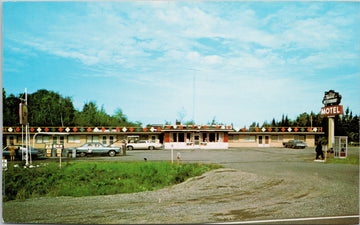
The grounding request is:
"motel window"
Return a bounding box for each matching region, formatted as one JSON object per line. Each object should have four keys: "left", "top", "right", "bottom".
{"left": 209, "top": 133, "right": 216, "bottom": 142}
{"left": 102, "top": 136, "right": 107, "bottom": 145}
{"left": 178, "top": 133, "right": 185, "bottom": 142}
{"left": 172, "top": 133, "right": 177, "bottom": 142}
{"left": 295, "top": 135, "right": 305, "bottom": 141}
{"left": 36, "top": 136, "right": 41, "bottom": 143}
{"left": 230, "top": 135, "right": 239, "bottom": 142}
{"left": 53, "top": 136, "right": 58, "bottom": 144}
{"left": 87, "top": 135, "right": 99, "bottom": 143}
{"left": 68, "top": 135, "right": 81, "bottom": 143}
{"left": 272, "top": 135, "right": 282, "bottom": 142}
{"left": 9, "top": 136, "right": 15, "bottom": 145}
{"left": 244, "top": 135, "right": 256, "bottom": 142}
{"left": 43, "top": 136, "right": 50, "bottom": 143}
{"left": 60, "top": 136, "right": 64, "bottom": 144}
{"left": 128, "top": 136, "right": 139, "bottom": 143}
{"left": 109, "top": 136, "right": 115, "bottom": 145}
{"left": 186, "top": 133, "right": 191, "bottom": 142}
{"left": 36, "top": 136, "right": 50, "bottom": 144}
{"left": 235, "top": 135, "right": 240, "bottom": 142}
{"left": 202, "top": 134, "right": 207, "bottom": 142}
{"left": 151, "top": 135, "right": 156, "bottom": 143}
{"left": 16, "top": 136, "right": 22, "bottom": 144}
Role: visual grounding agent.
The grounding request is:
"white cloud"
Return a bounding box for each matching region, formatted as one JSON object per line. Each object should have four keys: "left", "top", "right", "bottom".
{"left": 4, "top": 1, "right": 359, "bottom": 125}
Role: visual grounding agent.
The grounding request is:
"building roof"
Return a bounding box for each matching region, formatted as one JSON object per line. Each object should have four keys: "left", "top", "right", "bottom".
{"left": 3, "top": 126, "right": 324, "bottom": 135}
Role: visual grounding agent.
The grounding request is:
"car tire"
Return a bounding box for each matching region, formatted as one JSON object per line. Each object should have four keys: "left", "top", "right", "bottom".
{"left": 80, "top": 152, "right": 86, "bottom": 157}
{"left": 127, "top": 146, "right": 133, "bottom": 150}
{"left": 149, "top": 146, "right": 154, "bottom": 150}
{"left": 108, "top": 150, "right": 116, "bottom": 157}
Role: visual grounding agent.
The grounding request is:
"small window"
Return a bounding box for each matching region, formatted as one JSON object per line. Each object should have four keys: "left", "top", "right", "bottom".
{"left": 102, "top": 136, "right": 107, "bottom": 145}
{"left": 109, "top": 136, "right": 114, "bottom": 145}
{"left": 36, "top": 136, "right": 42, "bottom": 143}
{"left": 295, "top": 135, "right": 305, "bottom": 141}
{"left": 173, "top": 133, "right": 177, "bottom": 142}
{"left": 151, "top": 135, "right": 156, "bottom": 143}
{"left": 87, "top": 135, "right": 99, "bottom": 143}
{"left": 244, "top": 135, "right": 256, "bottom": 142}
{"left": 209, "top": 133, "right": 216, "bottom": 142}
{"left": 53, "top": 136, "right": 58, "bottom": 144}
{"left": 271, "top": 135, "right": 279, "bottom": 142}
{"left": 68, "top": 136, "right": 80, "bottom": 143}
{"left": 178, "top": 133, "right": 185, "bottom": 142}
{"left": 202, "top": 134, "right": 207, "bottom": 142}
{"left": 17, "top": 136, "right": 23, "bottom": 144}
{"left": 186, "top": 133, "right": 191, "bottom": 142}
{"left": 9, "top": 136, "right": 15, "bottom": 145}
{"left": 35, "top": 136, "right": 50, "bottom": 144}
{"left": 43, "top": 136, "right": 50, "bottom": 143}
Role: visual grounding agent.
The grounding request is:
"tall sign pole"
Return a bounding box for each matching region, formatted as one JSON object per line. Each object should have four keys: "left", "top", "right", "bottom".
{"left": 20, "top": 88, "right": 29, "bottom": 166}
{"left": 321, "top": 90, "right": 343, "bottom": 149}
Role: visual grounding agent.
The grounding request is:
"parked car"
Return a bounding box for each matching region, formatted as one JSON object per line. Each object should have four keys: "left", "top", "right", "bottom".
{"left": 283, "top": 140, "right": 308, "bottom": 149}
{"left": 69, "top": 142, "right": 121, "bottom": 157}
{"left": 2, "top": 145, "right": 43, "bottom": 160}
{"left": 127, "top": 140, "right": 163, "bottom": 150}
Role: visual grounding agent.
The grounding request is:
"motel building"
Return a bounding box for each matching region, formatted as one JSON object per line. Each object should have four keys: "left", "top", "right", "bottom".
{"left": 2, "top": 124, "right": 324, "bottom": 154}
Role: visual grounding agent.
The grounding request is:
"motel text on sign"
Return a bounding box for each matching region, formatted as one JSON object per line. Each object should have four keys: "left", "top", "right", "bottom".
{"left": 321, "top": 105, "right": 343, "bottom": 117}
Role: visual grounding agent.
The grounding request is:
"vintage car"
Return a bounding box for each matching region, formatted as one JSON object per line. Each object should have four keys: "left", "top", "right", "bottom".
{"left": 283, "top": 140, "right": 308, "bottom": 149}
{"left": 126, "top": 140, "right": 163, "bottom": 150}
{"left": 69, "top": 142, "right": 121, "bottom": 157}
{"left": 2, "top": 145, "right": 43, "bottom": 160}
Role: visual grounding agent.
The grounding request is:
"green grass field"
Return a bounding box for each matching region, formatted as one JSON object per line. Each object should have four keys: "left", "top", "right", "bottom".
{"left": 326, "top": 156, "right": 359, "bottom": 165}
{"left": 2, "top": 161, "right": 222, "bottom": 202}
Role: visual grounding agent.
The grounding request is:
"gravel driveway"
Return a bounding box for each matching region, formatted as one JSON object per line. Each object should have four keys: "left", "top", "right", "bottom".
{"left": 2, "top": 147, "right": 359, "bottom": 224}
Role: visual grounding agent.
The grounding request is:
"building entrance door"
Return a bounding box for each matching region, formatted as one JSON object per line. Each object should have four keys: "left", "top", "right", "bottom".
{"left": 194, "top": 135, "right": 200, "bottom": 148}
{"left": 258, "top": 135, "right": 270, "bottom": 147}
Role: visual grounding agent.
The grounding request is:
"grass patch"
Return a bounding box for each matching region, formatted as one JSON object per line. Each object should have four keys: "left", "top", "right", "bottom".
{"left": 326, "top": 156, "right": 359, "bottom": 165}
{"left": 2, "top": 161, "right": 222, "bottom": 202}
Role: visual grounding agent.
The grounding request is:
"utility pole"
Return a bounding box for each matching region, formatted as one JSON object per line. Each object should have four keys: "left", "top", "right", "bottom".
{"left": 192, "top": 73, "right": 196, "bottom": 123}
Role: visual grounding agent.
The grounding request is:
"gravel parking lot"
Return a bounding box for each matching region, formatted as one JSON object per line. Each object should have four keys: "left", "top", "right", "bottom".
{"left": 3, "top": 147, "right": 359, "bottom": 224}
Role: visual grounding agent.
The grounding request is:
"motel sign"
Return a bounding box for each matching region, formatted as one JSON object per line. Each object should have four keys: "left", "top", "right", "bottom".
{"left": 321, "top": 105, "right": 343, "bottom": 117}
{"left": 321, "top": 90, "right": 343, "bottom": 149}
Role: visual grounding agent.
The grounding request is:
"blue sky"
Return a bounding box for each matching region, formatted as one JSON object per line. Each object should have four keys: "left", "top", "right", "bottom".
{"left": 2, "top": 1, "right": 360, "bottom": 128}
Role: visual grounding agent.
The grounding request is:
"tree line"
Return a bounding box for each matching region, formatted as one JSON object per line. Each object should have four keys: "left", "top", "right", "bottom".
{"left": 3, "top": 88, "right": 359, "bottom": 143}
{"left": 249, "top": 110, "right": 359, "bottom": 144}
{"left": 2, "top": 88, "right": 141, "bottom": 128}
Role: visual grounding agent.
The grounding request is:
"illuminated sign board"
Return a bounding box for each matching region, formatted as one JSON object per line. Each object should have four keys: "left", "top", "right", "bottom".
{"left": 321, "top": 105, "right": 343, "bottom": 117}
{"left": 322, "top": 90, "right": 341, "bottom": 106}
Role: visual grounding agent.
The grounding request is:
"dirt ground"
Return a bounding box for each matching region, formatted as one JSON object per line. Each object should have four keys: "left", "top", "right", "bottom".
{"left": 2, "top": 147, "right": 359, "bottom": 224}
